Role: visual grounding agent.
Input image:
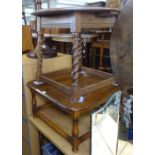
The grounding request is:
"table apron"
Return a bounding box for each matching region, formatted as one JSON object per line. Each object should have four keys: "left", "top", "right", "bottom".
{"left": 40, "top": 15, "right": 116, "bottom": 31}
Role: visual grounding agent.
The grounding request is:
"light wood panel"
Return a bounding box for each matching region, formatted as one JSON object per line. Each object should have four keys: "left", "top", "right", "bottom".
{"left": 106, "top": 0, "right": 121, "bottom": 8}
{"left": 22, "top": 99, "right": 27, "bottom": 118}
{"left": 22, "top": 139, "right": 31, "bottom": 155}
{"left": 22, "top": 25, "right": 34, "bottom": 52}
{"left": 22, "top": 120, "right": 29, "bottom": 141}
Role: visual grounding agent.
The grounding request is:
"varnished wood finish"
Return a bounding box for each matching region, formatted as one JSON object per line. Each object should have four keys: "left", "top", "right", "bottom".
{"left": 72, "top": 112, "right": 80, "bottom": 152}
{"left": 23, "top": 53, "right": 72, "bottom": 155}
{"left": 29, "top": 6, "right": 120, "bottom": 152}
{"left": 28, "top": 79, "right": 119, "bottom": 152}
{"left": 32, "top": 7, "right": 119, "bottom": 16}
{"left": 36, "top": 110, "right": 73, "bottom": 143}
{"left": 31, "top": 90, "right": 38, "bottom": 116}
{"left": 22, "top": 25, "right": 34, "bottom": 52}
{"left": 32, "top": 6, "right": 119, "bottom": 91}
{"left": 40, "top": 67, "right": 114, "bottom": 99}
{"left": 71, "top": 32, "right": 81, "bottom": 102}
{"left": 79, "top": 132, "right": 90, "bottom": 143}
{"left": 29, "top": 106, "right": 90, "bottom": 154}
{"left": 40, "top": 74, "right": 72, "bottom": 96}
{"left": 28, "top": 82, "right": 119, "bottom": 113}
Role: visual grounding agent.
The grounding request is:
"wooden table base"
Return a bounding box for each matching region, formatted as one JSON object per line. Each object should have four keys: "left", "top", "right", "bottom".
{"left": 33, "top": 103, "right": 90, "bottom": 152}
{"left": 28, "top": 77, "right": 119, "bottom": 152}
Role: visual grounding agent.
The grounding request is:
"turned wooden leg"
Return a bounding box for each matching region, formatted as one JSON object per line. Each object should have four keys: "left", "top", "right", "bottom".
{"left": 72, "top": 114, "right": 80, "bottom": 152}
{"left": 31, "top": 90, "right": 38, "bottom": 117}
{"left": 78, "top": 36, "right": 82, "bottom": 72}
{"left": 71, "top": 32, "right": 81, "bottom": 102}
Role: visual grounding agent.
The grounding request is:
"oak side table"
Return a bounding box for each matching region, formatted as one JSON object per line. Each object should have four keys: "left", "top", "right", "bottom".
{"left": 29, "top": 7, "right": 120, "bottom": 152}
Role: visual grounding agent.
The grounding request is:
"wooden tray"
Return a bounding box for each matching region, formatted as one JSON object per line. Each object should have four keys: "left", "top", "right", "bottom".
{"left": 40, "top": 67, "right": 115, "bottom": 98}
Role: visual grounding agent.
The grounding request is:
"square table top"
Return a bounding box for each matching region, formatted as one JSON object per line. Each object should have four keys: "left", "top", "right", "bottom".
{"left": 32, "top": 7, "right": 120, "bottom": 16}
{"left": 28, "top": 80, "right": 119, "bottom": 114}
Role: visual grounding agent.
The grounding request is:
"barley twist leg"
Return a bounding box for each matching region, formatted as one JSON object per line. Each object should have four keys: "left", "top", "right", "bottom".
{"left": 71, "top": 32, "right": 81, "bottom": 102}
{"left": 72, "top": 114, "right": 80, "bottom": 152}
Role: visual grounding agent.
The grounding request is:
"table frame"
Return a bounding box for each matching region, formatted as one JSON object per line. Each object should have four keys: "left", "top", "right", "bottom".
{"left": 32, "top": 7, "right": 119, "bottom": 102}
{"left": 28, "top": 80, "right": 119, "bottom": 152}
{"left": 30, "top": 6, "right": 120, "bottom": 152}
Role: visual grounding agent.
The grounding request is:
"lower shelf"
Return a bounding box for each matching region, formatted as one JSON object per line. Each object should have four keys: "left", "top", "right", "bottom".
{"left": 29, "top": 105, "right": 90, "bottom": 155}
{"left": 36, "top": 104, "right": 90, "bottom": 137}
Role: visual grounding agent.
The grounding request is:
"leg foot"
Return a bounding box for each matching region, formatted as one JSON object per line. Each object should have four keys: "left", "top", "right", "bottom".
{"left": 72, "top": 113, "right": 80, "bottom": 152}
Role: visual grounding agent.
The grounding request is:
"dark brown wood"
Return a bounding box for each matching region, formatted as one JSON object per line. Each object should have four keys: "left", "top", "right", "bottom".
{"left": 82, "top": 67, "right": 112, "bottom": 78}
{"left": 40, "top": 75, "right": 71, "bottom": 96}
{"left": 29, "top": 6, "right": 120, "bottom": 152}
{"left": 28, "top": 80, "right": 120, "bottom": 151}
{"left": 110, "top": 0, "right": 133, "bottom": 91}
{"left": 71, "top": 32, "right": 81, "bottom": 102}
{"left": 31, "top": 90, "right": 38, "bottom": 116}
{"left": 72, "top": 32, "right": 81, "bottom": 87}
{"left": 42, "top": 67, "right": 113, "bottom": 87}
{"left": 72, "top": 112, "right": 80, "bottom": 152}
{"left": 80, "top": 77, "right": 114, "bottom": 96}
{"left": 32, "top": 6, "right": 119, "bottom": 103}
{"left": 40, "top": 67, "right": 115, "bottom": 101}
{"left": 36, "top": 102, "right": 51, "bottom": 111}
{"left": 28, "top": 80, "right": 119, "bottom": 112}
{"left": 79, "top": 132, "right": 90, "bottom": 143}
{"left": 32, "top": 7, "right": 120, "bottom": 16}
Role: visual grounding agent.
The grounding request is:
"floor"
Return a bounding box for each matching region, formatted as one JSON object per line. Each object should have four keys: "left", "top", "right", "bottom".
{"left": 117, "top": 139, "right": 133, "bottom": 155}
{"left": 117, "top": 129, "right": 133, "bottom": 155}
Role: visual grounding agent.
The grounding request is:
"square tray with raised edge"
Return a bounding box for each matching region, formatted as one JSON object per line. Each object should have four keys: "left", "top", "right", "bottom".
{"left": 40, "top": 67, "right": 115, "bottom": 98}
{"left": 28, "top": 78, "right": 119, "bottom": 114}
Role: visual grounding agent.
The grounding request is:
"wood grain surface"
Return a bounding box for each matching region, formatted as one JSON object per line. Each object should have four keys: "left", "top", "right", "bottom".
{"left": 22, "top": 25, "right": 34, "bottom": 52}
{"left": 32, "top": 7, "right": 120, "bottom": 16}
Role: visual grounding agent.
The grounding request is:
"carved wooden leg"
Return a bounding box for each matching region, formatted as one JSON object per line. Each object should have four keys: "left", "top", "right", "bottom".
{"left": 34, "top": 31, "right": 45, "bottom": 84}
{"left": 71, "top": 32, "right": 81, "bottom": 102}
{"left": 78, "top": 36, "right": 82, "bottom": 72}
{"left": 31, "top": 90, "right": 38, "bottom": 117}
{"left": 72, "top": 113, "right": 80, "bottom": 152}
